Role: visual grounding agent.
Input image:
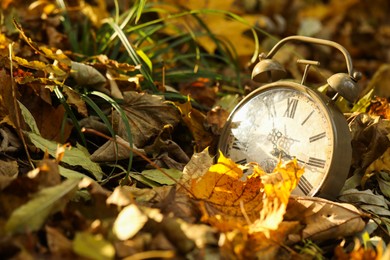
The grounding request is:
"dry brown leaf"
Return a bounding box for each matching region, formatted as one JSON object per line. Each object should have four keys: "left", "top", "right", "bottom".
{"left": 19, "top": 90, "right": 72, "bottom": 143}
{"left": 179, "top": 78, "right": 217, "bottom": 107}
{"left": 205, "top": 106, "right": 230, "bottom": 135}
{"left": 174, "top": 98, "right": 214, "bottom": 151}
{"left": 0, "top": 159, "right": 18, "bottom": 190}
{"left": 112, "top": 92, "right": 180, "bottom": 148}
{"left": 349, "top": 113, "right": 390, "bottom": 170}
{"left": 45, "top": 225, "right": 73, "bottom": 256}
{"left": 62, "top": 86, "right": 88, "bottom": 117}
{"left": 180, "top": 148, "right": 213, "bottom": 191}
{"left": 285, "top": 196, "right": 366, "bottom": 243}
{"left": 0, "top": 70, "right": 25, "bottom": 130}
{"left": 90, "top": 135, "right": 145, "bottom": 162}
{"left": 363, "top": 147, "right": 390, "bottom": 187}
{"left": 368, "top": 96, "right": 390, "bottom": 119}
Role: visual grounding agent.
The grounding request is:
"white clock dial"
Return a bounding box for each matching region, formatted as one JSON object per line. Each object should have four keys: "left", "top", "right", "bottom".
{"left": 221, "top": 84, "right": 340, "bottom": 196}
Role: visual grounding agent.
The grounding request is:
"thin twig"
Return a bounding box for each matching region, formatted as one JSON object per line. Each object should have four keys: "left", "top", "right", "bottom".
{"left": 8, "top": 43, "right": 34, "bottom": 169}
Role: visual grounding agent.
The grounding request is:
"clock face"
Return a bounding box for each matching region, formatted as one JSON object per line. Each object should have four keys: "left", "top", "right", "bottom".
{"left": 220, "top": 85, "right": 335, "bottom": 196}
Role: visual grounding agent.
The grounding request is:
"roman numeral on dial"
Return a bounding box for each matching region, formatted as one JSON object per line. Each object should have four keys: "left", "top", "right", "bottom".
{"left": 307, "top": 157, "right": 326, "bottom": 168}
{"left": 309, "top": 132, "right": 326, "bottom": 143}
{"left": 298, "top": 176, "right": 313, "bottom": 195}
{"left": 235, "top": 158, "right": 247, "bottom": 165}
{"left": 284, "top": 98, "right": 298, "bottom": 118}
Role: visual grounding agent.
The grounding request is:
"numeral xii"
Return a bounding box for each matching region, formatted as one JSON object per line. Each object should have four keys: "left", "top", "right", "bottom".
{"left": 284, "top": 98, "right": 298, "bottom": 118}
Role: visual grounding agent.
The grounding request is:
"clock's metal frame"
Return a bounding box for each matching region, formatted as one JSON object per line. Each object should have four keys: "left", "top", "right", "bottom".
{"left": 218, "top": 81, "right": 352, "bottom": 199}
{"left": 218, "top": 35, "right": 361, "bottom": 199}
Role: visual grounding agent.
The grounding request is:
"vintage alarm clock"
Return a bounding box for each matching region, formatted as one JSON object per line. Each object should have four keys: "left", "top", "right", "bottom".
{"left": 218, "top": 36, "right": 362, "bottom": 199}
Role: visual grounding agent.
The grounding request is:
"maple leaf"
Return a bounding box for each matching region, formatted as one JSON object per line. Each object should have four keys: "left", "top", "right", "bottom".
{"left": 189, "top": 152, "right": 303, "bottom": 235}
{"left": 250, "top": 160, "right": 304, "bottom": 236}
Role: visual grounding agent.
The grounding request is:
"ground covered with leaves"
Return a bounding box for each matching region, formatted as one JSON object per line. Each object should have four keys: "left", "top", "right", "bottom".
{"left": 1, "top": 0, "right": 390, "bottom": 259}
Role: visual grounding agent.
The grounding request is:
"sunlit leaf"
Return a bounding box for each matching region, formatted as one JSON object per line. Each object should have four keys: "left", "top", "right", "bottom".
{"left": 27, "top": 132, "right": 103, "bottom": 180}
{"left": 13, "top": 56, "right": 66, "bottom": 77}
{"left": 113, "top": 204, "right": 148, "bottom": 240}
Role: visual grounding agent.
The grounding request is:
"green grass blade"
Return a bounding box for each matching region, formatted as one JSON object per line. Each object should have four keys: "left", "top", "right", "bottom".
{"left": 103, "top": 19, "right": 156, "bottom": 92}
{"left": 54, "top": 86, "right": 87, "bottom": 146}
{"left": 88, "top": 91, "right": 134, "bottom": 175}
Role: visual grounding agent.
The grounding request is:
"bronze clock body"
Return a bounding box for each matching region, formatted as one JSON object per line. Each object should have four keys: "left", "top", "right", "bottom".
{"left": 218, "top": 36, "right": 361, "bottom": 199}
{"left": 218, "top": 81, "right": 351, "bottom": 199}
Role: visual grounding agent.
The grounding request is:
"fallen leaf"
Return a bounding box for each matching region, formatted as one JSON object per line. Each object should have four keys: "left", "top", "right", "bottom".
{"left": 13, "top": 20, "right": 71, "bottom": 66}
{"left": 285, "top": 196, "right": 366, "bottom": 242}
{"left": 27, "top": 132, "right": 104, "bottom": 180}
{"left": 45, "top": 225, "right": 73, "bottom": 256}
{"left": 339, "top": 189, "right": 389, "bottom": 208}
{"left": 112, "top": 91, "right": 180, "bottom": 148}
{"left": 349, "top": 113, "right": 390, "bottom": 170}
{"left": 363, "top": 147, "right": 390, "bottom": 186}
{"left": 106, "top": 185, "right": 134, "bottom": 207}
{"left": 180, "top": 147, "right": 213, "bottom": 190}
{"left": 205, "top": 106, "right": 230, "bottom": 135}
{"left": 141, "top": 168, "right": 182, "bottom": 185}
{"left": 72, "top": 232, "right": 115, "bottom": 260}
{"left": 174, "top": 98, "right": 214, "bottom": 151}
{"left": 13, "top": 56, "right": 66, "bottom": 77}
{"left": 19, "top": 91, "right": 72, "bottom": 143}
{"left": 70, "top": 61, "right": 107, "bottom": 88}
{"left": 27, "top": 158, "right": 62, "bottom": 188}
{"left": 0, "top": 70, "right": 25, "bottom": 130}
{"left": 113, "top": 204, "right": 148, "bottom": 241}
{"left": 370, "top": 64, "right": 390, "bottom": 98}
{"left": 190, "top": 152, "right": 263, "bottom": 232}
{"left": 62, "top": 86, "right": 88, "bottom": 117}
{"left": 368, "top": 96, "right": 390, "bottom": 119}
{"left": 377, "top": 172, "right": 390, "bottom": 198}
{"left": 179, "top": 78, "right": 217, "bottom": 107}
{"left": 5, "top": 178, "right": 80, "bottom": 234}
{"left": 0, "top": 159, "right": 18, "bottom": 190}
{"left": 90, "top": 135, "right": 145, "bottom": 162}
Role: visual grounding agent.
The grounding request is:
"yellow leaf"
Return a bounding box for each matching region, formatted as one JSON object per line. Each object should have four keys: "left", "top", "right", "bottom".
{"left": 249, "top": 160, "right": 304, "bottom": 235}
{"left": 191, "top": 152, "right": 263, "bottom": 231}
{"left": 13, "top": 56, "right": 66, "bottom": 77}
